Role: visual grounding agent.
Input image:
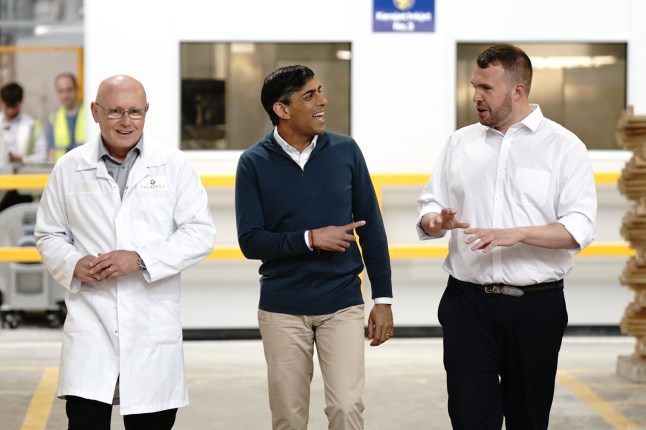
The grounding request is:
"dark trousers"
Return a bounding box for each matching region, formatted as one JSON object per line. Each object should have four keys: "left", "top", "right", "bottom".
{"left": 0, "top": 190, "right": 33, "bottom": 212}
{"left": 66, "top": 396, "right": 178, "bottom": 430}
{"left": 438, "top": 276, "right": 568, "bottom": 430}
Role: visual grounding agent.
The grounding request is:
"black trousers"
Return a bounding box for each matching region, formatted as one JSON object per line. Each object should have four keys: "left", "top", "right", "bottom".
{"left": 0, "top": 190, "right": 33, "bottom": 212}
{"left": 438, "top": 276, "right": 568, "bottom": 430}
{"left": 66, "top": 396, "right": 178, "bottom": 430}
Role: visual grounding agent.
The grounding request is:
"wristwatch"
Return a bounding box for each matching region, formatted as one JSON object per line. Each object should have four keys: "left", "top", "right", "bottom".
{"left": 137, "top": 256, "right": 147, "bottom": 271}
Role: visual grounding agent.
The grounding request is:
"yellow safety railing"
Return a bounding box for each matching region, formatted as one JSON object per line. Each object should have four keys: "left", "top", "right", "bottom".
{"left": 0, "top": 241, "right": 634, "bottom": 263}
{"left": 0, "top": 172, "right": 629, "bottom": 262}
{"left": 0, "top": 171, "right": 622, "bottom": 193}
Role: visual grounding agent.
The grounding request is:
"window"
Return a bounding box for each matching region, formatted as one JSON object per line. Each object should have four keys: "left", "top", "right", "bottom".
{"left": 180, "top": 42, "right": 351, "bottom": 150}
{"left": 456, "top": 43, "right": 627, "bottom": 150}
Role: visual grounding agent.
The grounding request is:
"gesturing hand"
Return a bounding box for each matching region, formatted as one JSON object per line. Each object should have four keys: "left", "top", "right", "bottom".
{"left": 311, "top": 220, "right": 366, "bottom": 252}
{"left": 422, "top": 208, "right": 469, "bottom": 236}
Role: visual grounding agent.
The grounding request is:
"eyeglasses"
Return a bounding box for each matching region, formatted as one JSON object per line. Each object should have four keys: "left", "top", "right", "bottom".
{"left": 94, "top": 102, "right": 147, "bottom": 119}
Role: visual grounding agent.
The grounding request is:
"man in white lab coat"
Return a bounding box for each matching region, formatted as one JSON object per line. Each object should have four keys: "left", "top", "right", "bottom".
{"left": 0, "top": 82, "right": 47, "bottom": 211}
{"left": 35, "top": 75, "right": 216, "bottom": 429}
{"left": 0, "top": 82, "right": 45, "bottom": 165}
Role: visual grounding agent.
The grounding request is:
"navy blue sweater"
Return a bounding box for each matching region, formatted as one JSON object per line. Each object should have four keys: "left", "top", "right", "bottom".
{"left": 235, "top": 131, "right": 392, "bottom": 315}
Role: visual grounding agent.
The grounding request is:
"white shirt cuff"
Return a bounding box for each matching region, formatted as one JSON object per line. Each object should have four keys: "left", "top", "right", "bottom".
{"left": 304, "top": 230, "right": 313, "bottom": 251}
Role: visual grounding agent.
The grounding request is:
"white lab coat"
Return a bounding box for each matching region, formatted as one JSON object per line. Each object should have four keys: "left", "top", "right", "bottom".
{"left": 0, "top": 112, "right": 46, "bottom": 164}
{"left": 34, "top": 134, "right": 216, "bottom": 415}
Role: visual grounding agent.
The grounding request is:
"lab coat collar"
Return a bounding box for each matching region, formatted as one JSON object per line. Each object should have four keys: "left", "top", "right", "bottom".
{"left": 76, "top": 133, "right": 166, "bottom": 174}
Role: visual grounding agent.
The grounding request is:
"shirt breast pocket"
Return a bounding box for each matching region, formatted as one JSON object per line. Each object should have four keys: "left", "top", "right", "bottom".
{"left": 513, "top": 167, "right": 551, "bottom": 206}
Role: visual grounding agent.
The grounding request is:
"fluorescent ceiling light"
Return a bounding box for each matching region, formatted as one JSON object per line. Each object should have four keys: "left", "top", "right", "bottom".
{"left": 532, "top": 55, "right": 617, "bottom": 70}
{"left": 336, "top": 50, "right": 351, "bottom": 61}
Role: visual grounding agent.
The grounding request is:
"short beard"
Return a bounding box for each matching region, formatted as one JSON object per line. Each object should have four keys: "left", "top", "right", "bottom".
{"left": 479, "top": 93, "right": 512, "bottom": 130}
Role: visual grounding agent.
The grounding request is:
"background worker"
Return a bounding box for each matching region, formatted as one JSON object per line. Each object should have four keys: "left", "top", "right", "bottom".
{"left": 46, "top": 72, "right": 85, "bottom": 162}
{"left": 0, "top": 82, "right": 45, "bottom": 164}
{"left": 0, "top": 82, "right": 46, "bottom": 211}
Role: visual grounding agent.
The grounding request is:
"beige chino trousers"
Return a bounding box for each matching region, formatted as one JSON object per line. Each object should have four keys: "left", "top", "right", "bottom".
{"left": 258, "top": 305, "right": 366, "bottom": 430}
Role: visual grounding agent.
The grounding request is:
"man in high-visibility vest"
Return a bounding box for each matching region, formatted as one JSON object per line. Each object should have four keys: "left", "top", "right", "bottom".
{"left": 46, "top": 72, "right": 86, "bottom": 162}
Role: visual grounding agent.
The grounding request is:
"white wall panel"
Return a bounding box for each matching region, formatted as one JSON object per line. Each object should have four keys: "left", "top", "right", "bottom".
{"left": 84, "top": 0, "right": 645, "bottom": 329}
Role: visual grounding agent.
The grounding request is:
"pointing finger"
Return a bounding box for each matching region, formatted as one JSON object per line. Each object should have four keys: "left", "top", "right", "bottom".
{"left": 346, "top": 220, "right": 366, "bottom": 231}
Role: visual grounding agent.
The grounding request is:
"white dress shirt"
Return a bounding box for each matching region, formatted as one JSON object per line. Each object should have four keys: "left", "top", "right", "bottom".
{"left": 417, "top": 105, "right": 597, "bottom": 285}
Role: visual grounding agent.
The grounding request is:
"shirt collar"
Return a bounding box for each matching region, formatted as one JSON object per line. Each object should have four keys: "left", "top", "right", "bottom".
{"left": 273, "top": 127, "right": 318, "bottom": 155}
{"left": 484, "top": 104, "right": 544, "bottom": 137}
{"left": 519, "top": 104, "right": 543, "bottom": 132}
{"left": 98, "top": 136, "right": 143, "bottom": 162}
{"left": 1, "top": 112, "right": 21, "bottom": 127}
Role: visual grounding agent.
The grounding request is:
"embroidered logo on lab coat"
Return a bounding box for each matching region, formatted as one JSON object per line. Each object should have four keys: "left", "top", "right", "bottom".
{"left": 138, "top": 176, "right": 169, "bottom": 191}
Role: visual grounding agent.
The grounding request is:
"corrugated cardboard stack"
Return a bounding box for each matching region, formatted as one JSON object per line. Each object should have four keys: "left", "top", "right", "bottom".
{"left": 617, "top": 106, "right": 646, "bottom": 382}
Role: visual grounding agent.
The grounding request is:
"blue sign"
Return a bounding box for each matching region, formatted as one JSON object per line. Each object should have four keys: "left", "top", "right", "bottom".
{"left": 373, "top": 0, "right": 435, "bottom": 33}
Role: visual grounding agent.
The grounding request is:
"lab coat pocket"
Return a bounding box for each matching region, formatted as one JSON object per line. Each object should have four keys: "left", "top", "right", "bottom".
{"left": 63, "top": 285, "right": 101, "bottom": 333}
{"left": 132, "top": 191, "right": 176, "bottom": 246}
{"left": 149, "top": 299, "right": 183, "bottom": 345}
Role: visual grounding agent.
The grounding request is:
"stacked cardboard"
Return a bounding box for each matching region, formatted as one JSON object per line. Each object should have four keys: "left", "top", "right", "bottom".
{"left": 618, "top": 106, "right": 646, "bottom": 380}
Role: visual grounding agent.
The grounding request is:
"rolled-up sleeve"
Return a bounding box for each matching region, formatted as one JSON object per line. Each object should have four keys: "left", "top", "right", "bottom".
{"left": 556, "top": 142, "right": 597, "bottom": 253}
{"left": 416, "top": 138, "right": 452, "bottom": 240}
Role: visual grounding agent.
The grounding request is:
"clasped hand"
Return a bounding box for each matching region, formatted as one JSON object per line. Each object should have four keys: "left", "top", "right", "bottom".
{"left": 74, "top": 250, "right": 141, "bottom": 282}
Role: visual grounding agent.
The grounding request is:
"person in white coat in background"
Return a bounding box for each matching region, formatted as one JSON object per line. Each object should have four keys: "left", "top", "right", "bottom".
{"left": 35, "top": 74, "right": 216, "bottom": 430}
{"left": 0, "top": 82, "right": 47, "bottom": 211}
{"left": 0, "top": 82, "right": 45, "bottom": 165}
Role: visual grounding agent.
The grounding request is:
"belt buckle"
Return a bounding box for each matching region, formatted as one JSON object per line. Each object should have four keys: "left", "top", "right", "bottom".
{"left": 484, "top": 284, "right": 524, "bottom": 297}
{"left": 484, "top": 284, "right": 502, "bottom": 294}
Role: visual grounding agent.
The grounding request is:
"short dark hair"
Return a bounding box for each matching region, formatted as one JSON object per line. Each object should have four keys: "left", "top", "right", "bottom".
{"left": 0, "top": 82, "right": 24, "bottom": 106}
{"left": 476, "top": 44, "right": 533, "bottom": 96}
{"left": 261, "top": 65, "right": 315, "bottom": 126}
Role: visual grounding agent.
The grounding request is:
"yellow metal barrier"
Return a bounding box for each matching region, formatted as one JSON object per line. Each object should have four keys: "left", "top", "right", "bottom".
{"left": 0, "top": 172, "right": 622, "bottom": 190}
{"left": 0, "top": 172, "right": 627, "bottom": 262}
{"left": 0, "top": 242, "right": 634, "bottom": 263}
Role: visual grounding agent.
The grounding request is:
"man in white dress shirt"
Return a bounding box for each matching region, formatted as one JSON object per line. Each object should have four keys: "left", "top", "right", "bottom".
{"left": 416, "top": 44, "right": 596, "bottom": 430}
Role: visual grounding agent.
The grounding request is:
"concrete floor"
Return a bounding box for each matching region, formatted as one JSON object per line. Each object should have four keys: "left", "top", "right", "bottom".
{"left": 1, "top": 328, "right": 646, "bottom": 429}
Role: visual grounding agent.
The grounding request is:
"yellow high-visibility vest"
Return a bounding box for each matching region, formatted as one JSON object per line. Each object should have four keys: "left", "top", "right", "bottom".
{"left": 49, "top": 105, "right": 85, "bottom": 161}
{"left": 25, "top": 118, "right": 42, "bottom": 156}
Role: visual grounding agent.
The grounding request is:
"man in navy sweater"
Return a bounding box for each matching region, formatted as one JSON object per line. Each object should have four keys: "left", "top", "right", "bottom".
{"left": 235, "top": 65, "right": 394, "bottom": 430}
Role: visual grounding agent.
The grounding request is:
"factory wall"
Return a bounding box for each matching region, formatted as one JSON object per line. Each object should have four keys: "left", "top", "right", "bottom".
{"left": 82, "top": 0, "right": 646, "bottom": 329}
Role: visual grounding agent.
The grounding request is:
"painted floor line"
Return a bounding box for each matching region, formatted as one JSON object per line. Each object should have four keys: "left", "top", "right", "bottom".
{"left": 20, "top": 367, "right": 58, "bottom": 430}
{"left": 557, "top": 370, "right": 641, "bottom": 430}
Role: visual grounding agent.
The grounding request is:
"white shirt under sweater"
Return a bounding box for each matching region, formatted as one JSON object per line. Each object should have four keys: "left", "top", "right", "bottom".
{"left": 274, "top": 128, "right": 391, "bottom": 304}
{"left": 416, "top": 105, "right": 597, "bottom": 286}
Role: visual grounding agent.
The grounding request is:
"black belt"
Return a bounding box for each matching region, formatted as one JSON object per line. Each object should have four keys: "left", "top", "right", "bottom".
{"left": 449, "top": 276, "right": 564, "bottom": 298}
